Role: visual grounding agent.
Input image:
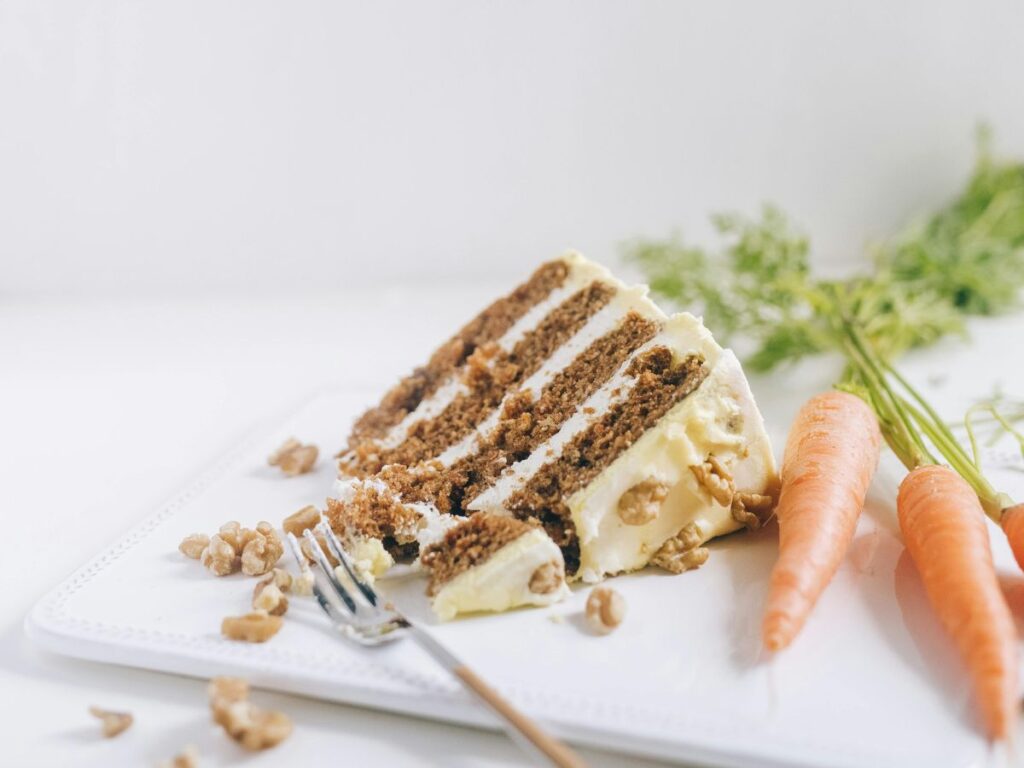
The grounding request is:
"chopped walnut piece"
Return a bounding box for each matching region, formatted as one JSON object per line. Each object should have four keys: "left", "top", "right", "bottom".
{"left": 731, "top": 492, "right": 775, "bottom": 530}
{"left": 263, "top": 567, "right": 294, "bottom": 592}
{"left": 88, "top": 706, "right": 133, "bottom": 738}
{"left": 268, "top": 437, "right": 318, "bottom": 476}
{"left": 528, "top": 561, "right": 564, "bottom": 595}
{"left": 216, "top": 520, "right": 244, "bottom": 551}
{"left": 158, "top": 745, "right": 199, "bottom": 768}
{"left": 240, "top": 523, "right": 284, "bottom": 576}
{"left": 209, "top": 676, "right": 249, "bottom": 712}
{"left": 282, "top": 504, "right": 321, "bottom": 537}
{"left": 221, "top": 610, "right": 283, "bottom": 643}
{"left": 201, "top": 534, "right": 240, "bottom": 577}
{"left": 208, "top": 676, "right": 292, "bottom": 751}
{"left": 690, "top": 455, "right": 735, "bottom": 507}
{"left": 220, "top": 702, "right": 293, "bottom": 751}
{"left": 300, "top": 531, "right": 339, "bottom": 567}
{"left": 252, "top": 579, "right": 289, "bottom": 616}
{"left": 268, "top": 437, "right": 300, "bottom": 465}
{"left": 178, "top": 533, "right": 210, "bottom": 560}
{"left": 617, "top": 478, "right": 670, "bottom": 526}
{"left": 650, "top": 522, "right": 709, "bottom": 574}
{"left": 585, "top": 587, "right": 626, "bottom": 635}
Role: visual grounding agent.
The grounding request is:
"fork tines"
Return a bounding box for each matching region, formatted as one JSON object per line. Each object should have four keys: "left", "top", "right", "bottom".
{"left": 284, "top": 523, "right": 409, "bottom": 646}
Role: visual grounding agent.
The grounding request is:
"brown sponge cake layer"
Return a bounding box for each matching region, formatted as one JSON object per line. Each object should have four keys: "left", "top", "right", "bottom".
{"left": 366, "top": 311, "right": 661, "bottom": 518}
{"left": 504, "top": 347, "right": 709, "bottom": 573}
{"left": 360, "top": 281, "right": 616, "bottom": 474}
{"left": 345, "top": 259, "right": 570, "bottom": 450}
{"left": 448, "top": 311, "right": 660, "bottom": 512}
{"left": 421, "top": 514, "right": 538, "bottom": 595}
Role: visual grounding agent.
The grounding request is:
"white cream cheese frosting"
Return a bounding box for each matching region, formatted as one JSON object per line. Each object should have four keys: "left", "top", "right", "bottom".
{"left": 430, "top": 528, "right": 571, "bottom": 621}
{"left": 572, "top": 349, "right": 777, "bottom": 582}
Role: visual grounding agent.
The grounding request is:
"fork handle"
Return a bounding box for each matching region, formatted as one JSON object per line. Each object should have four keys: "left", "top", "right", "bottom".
{"left": 451, "top": 664, "right": 588, "bottom": 768}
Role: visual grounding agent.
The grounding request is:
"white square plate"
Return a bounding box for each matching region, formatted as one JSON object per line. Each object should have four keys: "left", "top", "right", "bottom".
{"left": 26, "top": 386, "right": 1024, "bottom": 767}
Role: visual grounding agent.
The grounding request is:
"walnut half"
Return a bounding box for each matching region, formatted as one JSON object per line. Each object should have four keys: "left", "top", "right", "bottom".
{"left": 178, "top": 533, "right": 209, "bottom": 559}
{"left": 240, "top": 522, "right": 284, "bottom": 576}
{"left": 201, "top": 533, "right": 240, "bottom": 576}
{"left": 617, "top": 478, "right": 669, "bottom": 526}
{"left": 731, "top": 492, "right": 775, "bottom": 530}
{"left": 651, "top": 522, "right": 710, "bottom": 574}
{"left": 528, "top": 561, "right": 564, "bottom": 595}
{"left": 585, "top": 587, "right": 626, "bottom": 635}
{"left": 690, "top": 455, "right": 735, "bottom": 507}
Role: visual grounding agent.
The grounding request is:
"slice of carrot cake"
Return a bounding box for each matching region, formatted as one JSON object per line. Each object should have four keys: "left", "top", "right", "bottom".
{"left": 421, "top": 514, "right": 570, "bottom": 620}
{"left": 329, "top": 252, "right": 778, "bottom": 618}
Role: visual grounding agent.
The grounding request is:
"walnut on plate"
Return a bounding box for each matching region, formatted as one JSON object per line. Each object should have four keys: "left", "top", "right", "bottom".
{"left": 282, "top": 504, "right": 321, "bottom": 537}
{"left": 88, "top": 706, "right": 133, "bottom": 738}
{"left": 178, "top": 533, "right": 209, "bottom": 560}
{"left": 221, "top": 610, "right": 283, "bottom": 643}
{"left": 208, "top": 676, "right": 292, "bottom": 751}
{"left": 252, "top": 575, "right": 289, "bottom": 616}
{"left": 200, "top": 534, "right": 240, "bottom": 577}
{"left": 585, "top": 587, "right": 626, "bottom": 635}
{"left": 268, "top": 437, "right": 318, "bottom": 476}
{"left": 189, "top": 520, "right": 283, "bottom": 577}
{"left": 158, "top": 745, "right": 199, "bottom": 768}
{"left": 240, "top": 522, "right": 284, "bottom": 576}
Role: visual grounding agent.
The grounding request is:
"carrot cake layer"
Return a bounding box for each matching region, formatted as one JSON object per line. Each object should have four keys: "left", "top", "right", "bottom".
{"left": 340, "top": 255, "right": 618, "bottom": 477}
{"left": 421, "top": 514, "right": 570, "bottom": 620}
{"left": 345, "top": 258, "right": 570, "bottom": 450}
{"left": 357, "top": 281, "right": 616, "bottom": 475}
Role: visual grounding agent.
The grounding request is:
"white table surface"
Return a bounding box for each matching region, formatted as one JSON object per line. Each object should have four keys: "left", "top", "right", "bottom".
{"left": 2, "top": 284, "right": 686, "bottom": 768}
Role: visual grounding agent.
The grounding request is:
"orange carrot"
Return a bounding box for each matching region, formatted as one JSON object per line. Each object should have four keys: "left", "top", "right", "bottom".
{"left": 762, "top": 391, "right": 882, "bottom": 652}
{"left": 1001, "top": 503, "right": 1024, "bottom": 572}
{"left": 898, "top": 464, "right": 1018, "bottom": 739}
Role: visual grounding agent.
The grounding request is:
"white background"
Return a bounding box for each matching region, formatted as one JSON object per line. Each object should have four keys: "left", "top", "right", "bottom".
{"left": 3, "top": 2, "right": 1024, "bottom": 766}
{"left": 4, "top": 0, "right": 1024, "bottom": 297}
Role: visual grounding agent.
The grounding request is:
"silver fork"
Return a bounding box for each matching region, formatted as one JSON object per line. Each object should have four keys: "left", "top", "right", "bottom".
{"left": 286, "top": 522, "right": 587, "bottom": 768}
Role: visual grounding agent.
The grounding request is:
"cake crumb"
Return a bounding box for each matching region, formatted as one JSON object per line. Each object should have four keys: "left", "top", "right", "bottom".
{"left": 88, "top": 706, "right": 133, "bottom": 738}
